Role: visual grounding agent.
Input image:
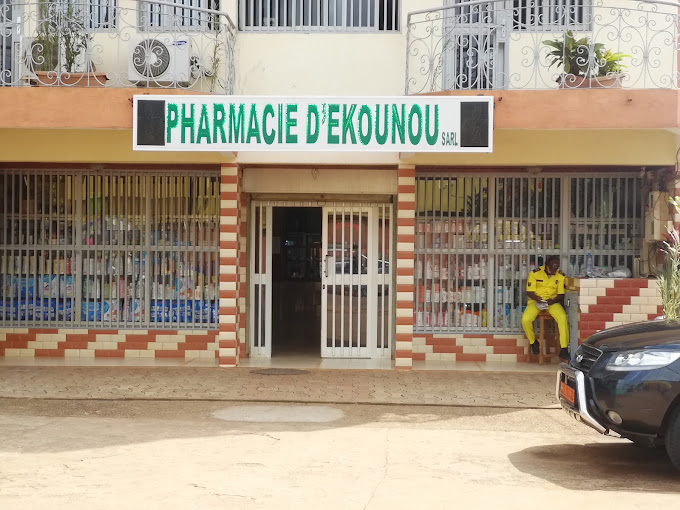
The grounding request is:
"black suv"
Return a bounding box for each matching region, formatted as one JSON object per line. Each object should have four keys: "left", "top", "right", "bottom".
{"left": 557, "top": 320, "right": 680, "bottom": 469}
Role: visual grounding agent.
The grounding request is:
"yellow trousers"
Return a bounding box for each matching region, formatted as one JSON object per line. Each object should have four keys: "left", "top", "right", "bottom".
{"left": 521, "top": 301, "right": 569, "bottom": 348}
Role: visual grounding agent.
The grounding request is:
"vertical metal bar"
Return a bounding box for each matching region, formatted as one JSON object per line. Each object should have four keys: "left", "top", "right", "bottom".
{"left": 340, "top": 204, "right": 345, "bottom": 350}
{"left": 258, "top": 203, "right": 263, "bottom": 347}
{"left": 349, "top": 206, "right": 354, "bottom": 354}
{"left": 1, "top": 172, "right": 6, "bottom": 326}
{"left": 328, "top": 204, "right": 334, "bottom": 352}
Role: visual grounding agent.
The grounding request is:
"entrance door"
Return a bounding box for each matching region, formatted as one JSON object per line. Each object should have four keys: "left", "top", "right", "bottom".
{"left": 250, "top": 201, "right": 392, "bottom": 359}
{"left": 321, "top": 204, "right": 392, "bottom": 358}
{"left": 249, "top": 203, "right": 272, "bottom": 357}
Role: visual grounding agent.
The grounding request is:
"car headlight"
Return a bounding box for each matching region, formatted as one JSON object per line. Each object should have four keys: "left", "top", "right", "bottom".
{"left": 606, "top": 350, "right": 680, "bottom": 371}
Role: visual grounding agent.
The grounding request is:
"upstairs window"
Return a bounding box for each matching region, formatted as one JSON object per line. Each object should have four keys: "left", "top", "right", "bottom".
{"left": 239, "top": 0, "right": 400, "bottom": 32}
{"left": 513, "top": 0, "right": 591, "bottom": 31}
{"left": 140, "top": 0, "right": 220, "bottom": 30}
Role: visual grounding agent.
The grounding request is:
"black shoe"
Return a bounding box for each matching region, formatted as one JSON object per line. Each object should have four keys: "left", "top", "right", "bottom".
{"left": 559, "top": 347, "right": 570, "bottom": 361}
{"left": 530, "top": 341, "right": 540, "bottom": 355}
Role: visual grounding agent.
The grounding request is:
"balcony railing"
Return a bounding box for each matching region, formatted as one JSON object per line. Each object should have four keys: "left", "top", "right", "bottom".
{"left": 406, "top": 0, "right": 680, "bottom": 93}
{"left": 0, "top": 0, "right": 235, "bottom": 92}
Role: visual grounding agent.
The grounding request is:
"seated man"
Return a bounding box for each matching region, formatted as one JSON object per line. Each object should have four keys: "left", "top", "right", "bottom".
{"left": 521, "top": 255, "right": 570, "bottom": 361}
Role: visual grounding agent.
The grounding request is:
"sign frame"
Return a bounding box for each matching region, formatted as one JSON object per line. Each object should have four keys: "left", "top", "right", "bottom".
{"left": 133, "top": 95, "right": 493, "bottom": 153}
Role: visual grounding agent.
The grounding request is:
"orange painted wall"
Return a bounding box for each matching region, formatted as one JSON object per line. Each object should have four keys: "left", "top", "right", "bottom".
{"left": 2, "top": 88, "right": 680, "bottom": 131}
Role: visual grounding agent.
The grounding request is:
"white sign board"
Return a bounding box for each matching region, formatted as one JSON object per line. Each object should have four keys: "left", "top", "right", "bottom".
{"left": 133, "top": 95, "right": 493, "bottom": 153}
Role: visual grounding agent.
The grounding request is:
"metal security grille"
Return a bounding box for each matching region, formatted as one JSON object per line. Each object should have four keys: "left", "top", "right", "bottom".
{"left": 0, "top": 169, "right": 220, "bottom": 329}
{"left": 239, "top": 0, "right": 400, "bottom": 32}
{"left": 250, "top": 200, "right": 393, "bottom": 359}
{"left": 80, "top": 0, "right": 117, "bottom": 30}
{"left": 442, "top": 0, "right": 504, "bottom": 90}
{"left": 414, "top": 173, "right": 642, "bottom": 334}
{"left": 321, "top": 203, "right": 392, "bottom": 358}
{"left": 140, "top": 0, "right": 219, "bottom": 29}
{"left": 567, "top": 175, "right": 642, "bottom": 278}
{"left": 512, "top": 0, "right": 591, "bottom": 31}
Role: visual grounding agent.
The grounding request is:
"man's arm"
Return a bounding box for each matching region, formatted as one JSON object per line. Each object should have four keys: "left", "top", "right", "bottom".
{"left": 527, "top": 291, "right": 542, "bottom": 302}
{"left": 526, "top": 271, "right": 544, "bottom": 303}
{"left": 547, "top": 294, "right": 564, "bottom": 306}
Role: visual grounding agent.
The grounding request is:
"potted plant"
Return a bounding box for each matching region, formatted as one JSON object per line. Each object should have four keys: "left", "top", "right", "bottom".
{"left": 543, "top": 31, "right": 630, "bottom": 88}
{"left": 30, "top": 0, "right": 106, "bottom": 86}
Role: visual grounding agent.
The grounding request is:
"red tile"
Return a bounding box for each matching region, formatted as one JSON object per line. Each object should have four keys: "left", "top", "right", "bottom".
{"left": 493, "top": 346, "right": 524, "bottom": 355}
{"left": 432, "top": 345, "right": 464, "bottom": 354}
{"left": 154, "top": 350, "right": 185, "bottom": 358}
{"left": 94, "top": 350, "right": 125, "bottom": 358}
{"left": 456, "top": 353, "right": 486, "bottom": 362}
{"left": 487, "top": 338, "right": 519, "bottom": 347}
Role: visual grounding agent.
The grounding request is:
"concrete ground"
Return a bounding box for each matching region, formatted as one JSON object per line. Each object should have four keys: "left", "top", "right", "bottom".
{"left": 1, "top": 366, "right": 678, "bottom": 509}
{"left": 0, "top": 365, "right": 557, "bottom": 407}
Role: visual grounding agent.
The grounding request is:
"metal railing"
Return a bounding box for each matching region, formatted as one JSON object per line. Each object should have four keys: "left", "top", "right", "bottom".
{"left": 406, "top": 0, "right": 680, "bottom": 93}
{"left": 0, "top": 0, "right": 235, "bottom": 91}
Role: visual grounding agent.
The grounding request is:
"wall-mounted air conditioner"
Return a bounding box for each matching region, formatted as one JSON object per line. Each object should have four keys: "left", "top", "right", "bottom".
{"left": 128, "top": 36, "right": 191, "bottom": 85}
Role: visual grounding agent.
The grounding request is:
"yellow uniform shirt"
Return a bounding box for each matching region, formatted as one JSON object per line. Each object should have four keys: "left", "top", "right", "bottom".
{"left": 526, "top": 265, "right": 565, "bottom": 302}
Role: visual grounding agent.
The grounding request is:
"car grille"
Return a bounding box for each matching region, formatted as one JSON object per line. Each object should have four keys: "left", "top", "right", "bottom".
{"left": 571, "top": 344, "right": 602, "bottom": 373}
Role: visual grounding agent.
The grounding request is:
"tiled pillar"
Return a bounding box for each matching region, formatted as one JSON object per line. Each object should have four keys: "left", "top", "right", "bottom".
{"left": 395, "top": 164, "right": 416, "bottom": 370}
{"left": 218, "top": 164, "right": 240, "bottom": 366}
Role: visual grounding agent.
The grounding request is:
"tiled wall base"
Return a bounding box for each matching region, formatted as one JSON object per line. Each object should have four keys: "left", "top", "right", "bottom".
{"left": 413, "top": 334, "right": 529, "bottom": 362}
{"left": 0, "top": 329, "right": 219, "bottom": 359}
{"left": 571, "top": 278, "right": 662, "bottom": 342}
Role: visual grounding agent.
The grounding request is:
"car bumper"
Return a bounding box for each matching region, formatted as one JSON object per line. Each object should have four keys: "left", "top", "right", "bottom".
{"left": 556, "top": 363, "right": 608, "bottom": 435}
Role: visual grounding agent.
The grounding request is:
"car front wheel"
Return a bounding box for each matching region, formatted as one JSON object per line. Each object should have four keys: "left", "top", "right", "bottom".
{"left": 665, "top": 405, "right": 680, "bottom": 470}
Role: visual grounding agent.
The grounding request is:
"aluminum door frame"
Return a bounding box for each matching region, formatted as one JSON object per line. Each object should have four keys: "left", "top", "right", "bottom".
{"left": 249, "top": 202, "right": 272, "bottom": 357}
{"left": 321, "top": 204, "right": 392, "bottom": 359}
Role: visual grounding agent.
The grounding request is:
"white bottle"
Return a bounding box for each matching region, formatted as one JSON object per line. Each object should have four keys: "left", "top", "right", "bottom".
{"left": 480, "top": 258, "right": 487, "bottom": 279}
{"left": 472, "top": 263, "right": 480, "bottom": 280}
{"left": 520, "top": 259, "right": 528, "bottom": 279}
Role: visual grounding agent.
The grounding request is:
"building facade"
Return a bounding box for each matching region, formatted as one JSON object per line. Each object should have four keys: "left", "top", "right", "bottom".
{"left": 0, "top": 0, "right": 677, "bottom": 368}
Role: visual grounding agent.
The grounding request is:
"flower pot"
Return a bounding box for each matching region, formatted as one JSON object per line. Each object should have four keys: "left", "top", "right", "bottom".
{"left": 34, "top": 71, "right": 107, "bottom": 87}
{"left": 558, "top": 74, "right": 623, "bottom": 89}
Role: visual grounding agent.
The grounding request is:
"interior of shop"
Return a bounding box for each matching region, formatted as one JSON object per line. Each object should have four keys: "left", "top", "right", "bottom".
{"left": 271, "top": 207, "right": 322, "bottom": 356}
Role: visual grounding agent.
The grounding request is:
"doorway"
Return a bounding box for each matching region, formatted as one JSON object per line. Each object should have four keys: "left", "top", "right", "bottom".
{"left": 249, "top": 200, "right": 393, "bottom": 360}
{"left": 271, "top": 207, "right": 322, "bottom": 356}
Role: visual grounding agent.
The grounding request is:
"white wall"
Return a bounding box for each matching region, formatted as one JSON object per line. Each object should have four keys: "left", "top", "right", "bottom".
{"left": 234, "top": 0, "right": 440, "bottom": 96}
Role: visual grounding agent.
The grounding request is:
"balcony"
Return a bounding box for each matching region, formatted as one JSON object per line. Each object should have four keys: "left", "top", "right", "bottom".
{"left": 406, "top": 0, "right": 680, "bottom": 94}
{"left": 0, "top": 0, "right": 235, "bottom": 92}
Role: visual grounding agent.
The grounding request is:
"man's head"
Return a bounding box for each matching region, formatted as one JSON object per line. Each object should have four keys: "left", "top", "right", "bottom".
{"left": 545, "top": 255, "right": 560, "bottom": 274}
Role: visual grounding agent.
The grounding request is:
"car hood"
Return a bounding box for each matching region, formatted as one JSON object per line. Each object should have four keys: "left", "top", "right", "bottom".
{"left": 584, "top": 320, "right": 680, "bottom": 351}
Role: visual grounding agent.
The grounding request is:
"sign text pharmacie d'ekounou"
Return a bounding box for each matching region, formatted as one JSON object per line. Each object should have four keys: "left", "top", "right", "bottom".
{"left": 133, "top": 96, "right": 493, "bottom": 153}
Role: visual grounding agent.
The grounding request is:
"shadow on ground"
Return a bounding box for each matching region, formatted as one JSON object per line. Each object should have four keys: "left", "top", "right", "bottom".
{"left": 0, "top": 399, "right": 523, "bottom": 454}
{"left": 509, "top": 442, "right": 680, "bottom": 491}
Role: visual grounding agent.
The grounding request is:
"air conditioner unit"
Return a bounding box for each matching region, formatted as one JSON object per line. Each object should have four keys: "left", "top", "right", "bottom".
{"left": 644, "top": 191, "right": 674, "bottom": 243}
{"left": 128, "top": 37, "right": 191, "bottom": 85}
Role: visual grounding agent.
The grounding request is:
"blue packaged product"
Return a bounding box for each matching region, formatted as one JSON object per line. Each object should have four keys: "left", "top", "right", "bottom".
{"left": 82, "top": 301, "right": 110, "bottom": 321}
{"left": 58, "top": 301, "right": 73, "bottom": 321}
{"left": 0, "top": 300, "right": 17, "bottom": 320}
{"left": 60, "top": 276, "right": 74, "bottom": 299}
{"left": 18, "top": 299, "right": 33, "bottom": 320}
{"left": 18, "top": 278, "right": 35, "bottom": 299}
{"left": 151, "top": 300, "right": 172, "bottom": 322}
